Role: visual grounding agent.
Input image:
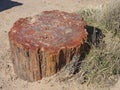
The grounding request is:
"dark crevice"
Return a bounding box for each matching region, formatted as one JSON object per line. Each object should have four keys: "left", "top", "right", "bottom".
{"left": 86, "top": 25, "right": 105, "bottom": 47}
{"left": 37, "top": 48, "right": 42, "bottom": 78}
{"left": 26, "top": 50, "right": 29, "bottom": 57}
{"left": 59, "top": 50, "right": 66, "bottom": 70}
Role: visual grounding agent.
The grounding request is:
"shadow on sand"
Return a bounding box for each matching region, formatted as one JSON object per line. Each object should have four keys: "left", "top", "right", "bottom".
{"left": 0, "top": 0, "right": 22, "bottom": 12}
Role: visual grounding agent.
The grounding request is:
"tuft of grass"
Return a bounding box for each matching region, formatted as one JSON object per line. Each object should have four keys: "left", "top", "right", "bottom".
{"left": 101, "top": 0, "right": 120, "bottom": 37}
{"left": 77, "top": 8, "right": 100, "bottom": 25}
{"left": 77, "top": 8, "right": 108, "bottom": 33}
{"left": 75, "top": 1, "right": 120, "bottom": 87}
{"left": 80, "top": 36, "right": 120, "bottom": 86}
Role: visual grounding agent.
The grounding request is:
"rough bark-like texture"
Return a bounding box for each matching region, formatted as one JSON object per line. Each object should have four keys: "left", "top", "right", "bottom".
{"left": 9, "top": 10, "right": 88, "bottom": 82}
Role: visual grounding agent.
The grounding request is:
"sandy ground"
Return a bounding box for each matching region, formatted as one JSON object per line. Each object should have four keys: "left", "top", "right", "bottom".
{"left": 0, "top": 0, "right": 120, "bottom": 90}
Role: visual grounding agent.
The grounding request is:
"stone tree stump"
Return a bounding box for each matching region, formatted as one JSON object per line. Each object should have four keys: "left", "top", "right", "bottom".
{"left": 9, "top": 10, "right": 88, "bottom": 82}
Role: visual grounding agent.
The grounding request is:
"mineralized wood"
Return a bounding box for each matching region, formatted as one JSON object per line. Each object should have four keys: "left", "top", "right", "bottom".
{"left": 9, "top": 10, "right": 88, "bottom": 81}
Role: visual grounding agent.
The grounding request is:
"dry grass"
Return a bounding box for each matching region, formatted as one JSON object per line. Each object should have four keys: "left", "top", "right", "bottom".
{"left": 80, "top": 36, "right": 120, "bottom": 86}
{"left": 101, "top": 0, "right": 120, "bottom": 37}
{"left": 78, "top": 0, "right": 120, "bottom": 36}
{"left": 69, "top": 0, "right": 120, "bottom": 87}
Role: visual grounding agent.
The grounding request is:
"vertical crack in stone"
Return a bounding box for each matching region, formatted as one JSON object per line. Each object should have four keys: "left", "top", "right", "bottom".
{"left": 59, "top": 50, "right": 66, "bottom": 70}
{"left": 37, "top": 48, "right": 42, "bottom": 79}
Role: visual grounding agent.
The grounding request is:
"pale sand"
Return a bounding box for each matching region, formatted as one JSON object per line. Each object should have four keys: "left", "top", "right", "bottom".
{"left": 0, "top": 0, "right": 119, "bottom": 90}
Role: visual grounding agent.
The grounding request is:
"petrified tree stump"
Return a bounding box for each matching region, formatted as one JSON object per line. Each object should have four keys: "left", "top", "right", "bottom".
{"left": 9, "top": 10, "right": 88, "bottom": 82}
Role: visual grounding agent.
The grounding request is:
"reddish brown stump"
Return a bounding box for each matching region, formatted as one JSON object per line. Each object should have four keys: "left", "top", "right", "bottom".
{"left": 9, "top": 10, "right": 88, "bottom": 82}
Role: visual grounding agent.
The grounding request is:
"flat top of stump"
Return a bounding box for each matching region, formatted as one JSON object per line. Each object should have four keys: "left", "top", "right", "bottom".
{"left": 9, "top": 10, "right": 87, "bottom": 52}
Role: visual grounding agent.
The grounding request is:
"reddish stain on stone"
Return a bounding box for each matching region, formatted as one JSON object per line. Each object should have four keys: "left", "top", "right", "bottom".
{"left": 9, "top": 10, "right": 87, "bottom": 52}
